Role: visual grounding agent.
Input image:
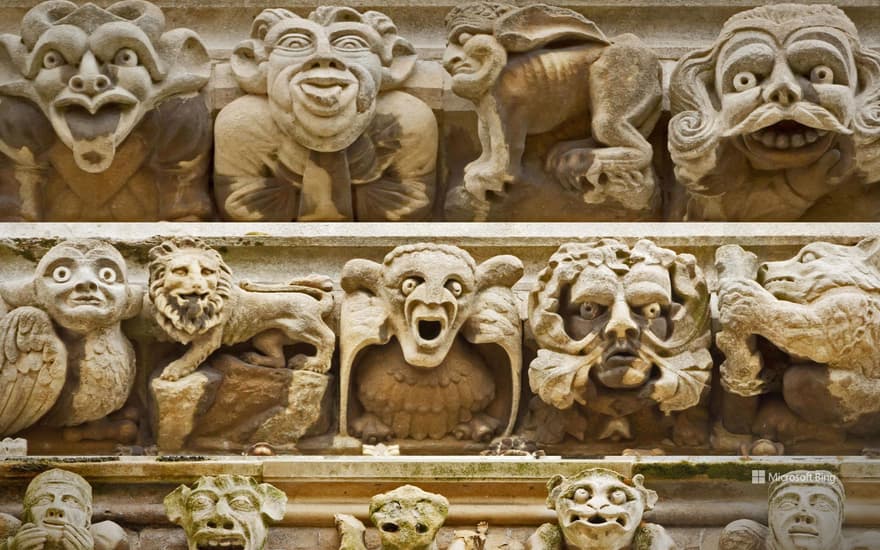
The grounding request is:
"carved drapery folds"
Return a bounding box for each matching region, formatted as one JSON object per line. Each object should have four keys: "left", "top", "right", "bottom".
{"left": 527, "top": 240, "right": 712, "bottom": 447}
{"left": 442, "top": 2, "right": 662, "bottom": 221}
{"left": 0, "top": 0, "right": 212, "bottom": 221}
{"left": 669, "top": 4, "right": 880, "bottom": 221}
{"left": 146, "top": 237, "right": 336, "bottom": 452}
{"left": 214, "top": 6, "right": 438, "bottom": 222}
{"left": 715, "top": 239, "right": 880, "bottom": 450}
{"left": 339, "top": 243, "right": 523, "bottom": 445}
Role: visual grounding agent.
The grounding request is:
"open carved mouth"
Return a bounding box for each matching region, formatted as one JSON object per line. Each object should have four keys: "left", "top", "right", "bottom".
{"left": 568, "top": 512, "right": 627, "bottom": 530}
{"left": 175, "top": 292, "right": 209, "bottom": 301}
{"left": 746, "top": 120, "right": 831, "bottom": 151}
{"left": 194, "top": 532, "right": 247, "bottom": 550}
{"left": 414, "top": 316, "right": 446, "bottom": 343}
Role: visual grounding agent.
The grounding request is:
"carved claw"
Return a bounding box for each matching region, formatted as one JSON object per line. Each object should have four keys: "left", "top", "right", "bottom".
{"left": 463, "top": 162, "right": 512, "bottom": 200}
{"left": 453, "top": 414, "right": 500, "bottom": 442}
{"left": 350, "top": 413, "right": 395, "bottom": 444}
{"left": 159, "top": 359, "right": 198, "bottom": 381}
{"left": 288, "top": 354, "right": 329, "bottom": 373}
{"left": 241, "top": 351, "right": 285, "bottom": 369}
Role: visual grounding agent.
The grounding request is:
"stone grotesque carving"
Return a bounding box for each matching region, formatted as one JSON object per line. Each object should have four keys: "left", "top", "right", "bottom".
{"left": 527, "top": 240, "right": 712, "bottom": 446}
{"left": 215, "top": 6, "right": 438, "bottom": 221}
{"left": 339, "top": 244, "right": 523, "bottom": 444}
{"left": 0, "top": 0, "right": 212, "bottom": 221}
{"left": 526, "top": 468, "right": 676, "bottom": 550}
{"left": 336, "top": 485, "right": 448, "bottom": 550}
{"left": 718, "top": 470, "right": 861, "bottom": 550}
{"left": 0, "top": 240, "right": 140, "bottom": 442}
{"left": 716, "top": 239, "right": 880, "bottom": 447}
{"left": 669, "top": 4, "right": 880, "bottom": 221}
{"left": 146, "top": 237, "right": 336, "bottom": 451}
{"left": 165, "top": 475, "right": 286, "bottom": 550}
{"left": 0, "top": 468, "right": 128, "bottom": 550}
{"left": 442, "top": 2, "right": 662, "bottom": 221}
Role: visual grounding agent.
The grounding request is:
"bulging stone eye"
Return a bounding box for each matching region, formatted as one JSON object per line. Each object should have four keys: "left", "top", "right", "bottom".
{"left": 573, "top": 488, "right": 589, "bottom": 504}
{"left": 277, "top": 33, "right": 312, "bottom": 50}
{"left": 42, "top": 50, "right": 65, "bottom": 69}
{"left": 458, "top": 32, "right": 473, "bottom": 46}
{"left": 732, "top": 71, "right": 757, "bottom": 92}
{"left": 800, "top": 251, "right": 819, "bottom": 263}
{"left": 609, "top": 489, "right": 627, "bottom": 505}
{"left": 578, "top": 302, "right": 602, "bottom": 320}
{"left": 445, "top": 279, "right": 463, "bottom": 296}
{"left": 332, "top": 35, "right": 370, "bottom": 51}
{"left": 401, "top": 277, "right": 421, "bottom": 296}
{"left": 113, "top": 48, "right": 138, "bottom": 67}
{"left": 52, "top": 266, "right": 71, "bottom": 283}
{"left": 641, "top": 303, "right": 662, "bottom": 319}
{"left": 98, "top": 267, "right": 117, "bottom": 283}
{"left": 810, "top": 65, "right": 834, "bottom": 84}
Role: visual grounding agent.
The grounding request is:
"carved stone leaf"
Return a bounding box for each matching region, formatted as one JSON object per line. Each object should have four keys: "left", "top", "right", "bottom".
{"left": 528, "top": 349, "right": 590, "bottom": 410}
{"left": 650, "top": 349, "right": 712, "bottom": 413}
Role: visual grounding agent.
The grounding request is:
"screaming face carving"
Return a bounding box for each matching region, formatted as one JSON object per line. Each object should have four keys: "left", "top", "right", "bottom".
{"left": 0, "top": 0, "right": 212, "bottom": 221}
{"left": 215, "top": 6, "right": 438, "bottom": 222}
{"left": 165, "top": 475, "right": 287, "bottom": 550}
{"left": 339, "top": 244, "right": 523, "bottom": 444}
{"left": 528, "top": 240, "right": 712, "bottom": 445}
{"left": 670, "top": 4, "right": 880, "bottom": 221}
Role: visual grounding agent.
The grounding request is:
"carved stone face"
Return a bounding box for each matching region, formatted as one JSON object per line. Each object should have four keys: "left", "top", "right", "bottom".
{"left": 769, "top": 485, "right": 842, "bottom": 550}
{"left": 164, "top": 475, "right": 287, "bottom": 550}
{"left": 264, "top": 14, "right": 383, "bottom": 152}
{"left": 442, "top": 3, "right": 510, "bottom": 100}
{"left": 23, "top": 469, "right": 92, "bottom": 547}
{"left": 34, "top": 241, "right": 129, "bottom": 334}
{"left": 381, "top": 248, "right": 477, "bottom": 368}
{"left": 548, "top": 470, "right": 656, "bottom": 550}
{"left": 369, "top": 485, "right": 448, "bottom": 550}
{"left": 716, "top": 24, "right": 856, "bottom": 170}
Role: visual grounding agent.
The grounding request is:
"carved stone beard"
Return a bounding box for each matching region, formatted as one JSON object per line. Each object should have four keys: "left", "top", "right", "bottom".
{"left": 151, "top": 288, "right": 226, "bottom": 344}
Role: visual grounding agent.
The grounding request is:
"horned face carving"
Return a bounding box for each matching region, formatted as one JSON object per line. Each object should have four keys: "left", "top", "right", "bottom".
{"left": 670, "top": 4, "right": 880, "bottom": 221}
{"left": 216, "top": 6, "right": 438, "bottom": 222}
{"left": 339, "top": 244, "right": 523, "bottom": 444}
{"left": 0, "top": 0, "right": 212, "bottom": 221}
{"left": 528, "top": 240, "right": 712, "bottom": 445}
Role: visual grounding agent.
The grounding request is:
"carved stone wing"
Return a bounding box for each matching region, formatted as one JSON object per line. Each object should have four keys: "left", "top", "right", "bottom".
{"left": 0, "top": 306, "right": 67, "bottom": 436}
{"left": 495, "top": 4, "right": 610, "bottom": 53}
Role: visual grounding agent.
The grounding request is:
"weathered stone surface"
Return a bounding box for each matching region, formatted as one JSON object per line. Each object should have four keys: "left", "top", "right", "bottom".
{"left": 165, "top": 474, "right": 286, "bottom": 550}
{"left": 526, "top": 240, "right": 712, "bottom": 448}
{"left": 526, "top": 468, "right": 676, "bottom": 550}
{"left": 0, "top": 0, "right": 212, "bottom": 221}
{"left": 716, "top": 239, "right": 880, "bottom": 449}
{"left": 0, "top": 240, "right": 141, "bottom": 444}
{"left": 669, "top": 4, "right": 880, "bottom": 221}
{"left": 442, "top": 2, "right": 662, "bottom": 221}
{"left": 214, "top": 6, "right": 438, "bottom": 222}
{"left": 339, "top": 243, "right": 523, "bottom": 446}
{"left": 1, "top": 468, "right": 128, "bottom": 550}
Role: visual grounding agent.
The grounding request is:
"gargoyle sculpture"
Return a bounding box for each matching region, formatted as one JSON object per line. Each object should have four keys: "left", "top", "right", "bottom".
{"left": 527, "top": 240, "right": 713, "bottom": 447}
{"left": 0, "top": 0, "right": 212, "bottom": 221}
{"left": 335, "top": 485, "right": 448, "bottom": 550}
{"left": 146, "top": 237, "right": 336, "bottom": 451}
{"left": 442, "top": 2, "right": 662, "bottom": 221}
{"left": 715, "top": 239, "right": 880, "bottom": 449}
{"left": 165, "top": 475, "right": 287, "bottom": 550}
{"left": 215, "top": 6, "right": 438, "bottom": 221}
{"left": 526, "top": 469, "right": 676, "bottom": 550}
{"left": 339, "top": 243, "right": 523, "bottom": 445}
{"left": 669, "top": 4, "right": 880, "bottom": 221}
{"left": 718, "top": 470, "right": 880, "bottom": 550}
{"left": 0, "top": 240, "right": 141, "bottom": 443}
{"left": 0, "top": 468, "right": 129, "bottom": 550}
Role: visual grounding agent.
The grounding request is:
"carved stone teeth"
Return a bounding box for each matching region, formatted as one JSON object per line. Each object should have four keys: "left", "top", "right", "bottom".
{"left": 790, "top": 133, "right": 805, "bottom": 148}
{"left": 805, "top": 129, "right": 819, "bottom": 143}
{"left": 816, "top": 129, "right": 829, "bottom": 136}
{"left": 760, "top": 130, "right": 777, "bottom": 147}
{"left": 775, "top": 133, "right": 790, "bottom": 149}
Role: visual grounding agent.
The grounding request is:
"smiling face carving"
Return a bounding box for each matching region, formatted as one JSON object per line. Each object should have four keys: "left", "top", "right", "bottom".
{"left": 164, "top": 475, "right": 287, "bottom": 550}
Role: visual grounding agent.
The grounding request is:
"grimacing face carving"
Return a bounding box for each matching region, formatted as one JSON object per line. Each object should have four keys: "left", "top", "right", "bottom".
{"left": 369, "top": 485, "right": 449, "bottom": 550}
{"left": 164, "top": 475, "right": 287, "bottom": 550}
{"left": 233, "top": 7, "right": 416, "bottom": 152}
{"left": 22, "top": 469, "right": 92, "bottom": 548}
{"left": 547, "top": 469, "right": 657, "bottom": 550}
{"left": 0, "top": 1, "right": 210, "bottom": 173}
{"left": 442, "top": 2, "right": 510, "bottom": 101}
{"left": 33, "top": 239, "right": 131, "bottom": 334}
{"left": 768, "top": 472, "right": 844, "bottom": 550}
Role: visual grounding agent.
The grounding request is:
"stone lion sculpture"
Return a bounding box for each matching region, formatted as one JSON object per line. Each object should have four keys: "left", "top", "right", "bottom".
{"left": 165, "top": 475, "right": 286, "bottom": 550}
{"left": 527, "top": 240, "right": 713, "bottom": 447}
{"left": 669, "top": 4, "right": 880, "bottom": 221}
{"left": 442, "top": 2, "right": 662, "bottom": 221}
{"left": 0, "top": 0, "right": 212, "bottom": 221}
{"left": 215, "top": 6, "right": 438, "bottom": 221}
{"left": 526, "top": 468, "right": 676, "bottom": 550}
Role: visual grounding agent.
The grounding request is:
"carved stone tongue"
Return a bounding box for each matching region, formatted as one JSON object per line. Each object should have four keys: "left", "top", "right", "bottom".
{"left": 66, "top": 105, "right": 121, "bottom": 173}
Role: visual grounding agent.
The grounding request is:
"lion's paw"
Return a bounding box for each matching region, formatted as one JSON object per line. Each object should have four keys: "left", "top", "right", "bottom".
{"left": 159, "top": 360, "right": 197, "bottom": 382}
{"left": 351, "top": 414, "right": 395, "bottom": 445}
{"left": 453, "top": 414, "right": 500, "bottom": 442}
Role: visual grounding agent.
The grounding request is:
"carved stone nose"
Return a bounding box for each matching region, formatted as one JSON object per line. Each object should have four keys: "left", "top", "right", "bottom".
{"left": 69, "top": 73, "right": 111, "bottom": 96}
{"left": 442, "top": 48, "right": 463, "bottom": 72}
{"left": 45, "top": 506, "right": 65, "bottom": 519}
{"left": 75, "top": 279, "right": 98, "bottom": 292}
{"left": 604, "top": 298, "right": 638, "bottom": 339}
{"left": 763, "top": 64, "right": 802, "bottom": 106}
{"left": 304, "top": 56, "right": 346, "bottom": 72}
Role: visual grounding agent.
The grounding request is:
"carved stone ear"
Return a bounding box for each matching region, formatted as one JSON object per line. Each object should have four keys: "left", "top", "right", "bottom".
{"left": 476, "top": 255, "right": 523, "bottom": 291}
{"left": 0, "top": 279, "right": 36, "bottom": 308}
{"left": 494, "top": 4, "right": 609, "bottom": 53}
{"left": 155, "top": 28, "right": 210, "bottom": 102}
{"left": 231, "top": 38, "right": 269, "bottom": 95}
{"left": 0, "top": 35, "right": 32, "bottom": 99}
{"left": 632, "top": 474, "right": 658, "bottom": 511}
{"left": 258, "top": 483, "right": 288, "bottom": 522}
{"left": 163, "top": 485, "right": 191, "bottom": 525}
{"left": 380, "top": 37, "right": 417, "bottom": 90}
{"left": 545, "top": 474, "right": 566, "bottom": 509}
{"left": 341, "top": 259, "right": 383, "bottom": 294}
